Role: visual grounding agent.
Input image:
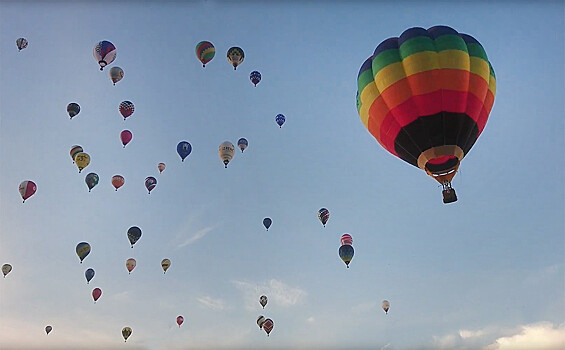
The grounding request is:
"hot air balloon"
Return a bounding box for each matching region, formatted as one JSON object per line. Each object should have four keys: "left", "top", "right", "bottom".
{"left": 92, "top": 287, "right": 102, "bottom": 303}
{"left": 2, "top": 264, "right": 12, "bottom": 278}
{"left": 275, "top": 114, "right": 285, "bottom": 128}
{"left": 85, "top": 173, "right": 99, "bottom": 192}
{"left": 177, "top": 141, "right": 192, "bottom": 162}
{"left": 126, "top": 258, "right": 136, "bottom": 274}
{"left": 70, "top": 145, "right": 83, "bottom": 163}
{"left": 16, "top": 37, "right": 28, "bottom": 51}
{"left": 158, "top": 163, "right": 166, "bottom": 173}
{"left": 161, "top": 259, "right": 171, "bottom": 274}
{"left": 257, "top": 315, "right": 266, "bottom": 329}
{"left": 93, "top": 40, "right": 116, "bottom": 71}
{"left": 237, "top": 138, "right": 248, "bottom": 153}
{"left": 145, "top": 176, "right": 157, "bottom": 194}
{"left": 85, "top": 268, "right": 95, "bottom": 284}
{"left": 263, "top": 318, "right": 274, "bottom": 336}
{"left": 356, "top": 26, "right": 496, "bottom": 203}
{"left": 19, "top": 180, "right": 36, "bottom": 203}
{"left": 263, "top": 218, "right": 272, "bottom": 231}
{"left": 67, "top": 103, "right": 80, "bottom": 119}
{"left": 76, "top": 242, "right": 91, "bottom": 263}
{"left": 250, "top": 71, "right": 261, "bottom": 86}
{"left": 219, "top": 141, "right": 235, "bottom": 168}
{"left": 196, "top": 41, "right": 215, "bottom": 67}
{"left": 127, "top": 226, "right": 142, "bottom": 248}
{"left": 109, "top": 66, "right": 124, "bottom": 85}
{"left": 259, "top": 295, "right": 268, "bottom": 308}
{"left": 176, "top": 316, "right": 184, "bottom": 327}
{"left": 119, "top": 101, "right": 134, "bottom": 120}
{"left": 227, "top": 47, "right": 244, "bottom": 70}
{"left": 339, "top": 244, "right": 354, "bottom": 268}
{"left": 112, "top": 175, "right": 125, "bottom": 191}
{"left": 340, "top": 234, "right": 353, "bottom": 246}
{"left": 382, "top": 300, "right": 390, "bottom": 314}
{"left": 74, "top": 152, "right": 90, "bottom": 173}
{"left": 318, "top": 208, "right": 330, "bottom": 227}
{"left": 45, "top": 325, "right": 52, "bottom": 335}
{"left": 120, "top": 130, "right": 132, "bottom": 148}
{"left": 122, "top": 327, "right": 132, "bottom": 342}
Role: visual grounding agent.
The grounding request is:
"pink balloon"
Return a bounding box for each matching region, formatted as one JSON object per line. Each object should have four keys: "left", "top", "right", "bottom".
{"left": 19, "top": 180, "right": 37, "bottom": 203}
{"left": 340, "top": 234, "right": 353, "bottom": 246}
{"left": 92, "top": 288, "right": 102, "bottom": 302}
{"left": 120, "top": 130, "right": 133, "bottom": 148}
{"left": 176, "top": 316, "right": 184, "bottom": 327}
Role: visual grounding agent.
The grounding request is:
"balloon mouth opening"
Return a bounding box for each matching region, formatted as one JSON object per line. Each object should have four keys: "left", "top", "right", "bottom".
{"left": 425, "top": 156, "right": 459, "bottom": 177}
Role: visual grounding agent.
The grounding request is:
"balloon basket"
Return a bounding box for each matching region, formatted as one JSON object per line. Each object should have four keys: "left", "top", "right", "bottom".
{"left": 442, "top": 187, "right": 457, "bottom": 204}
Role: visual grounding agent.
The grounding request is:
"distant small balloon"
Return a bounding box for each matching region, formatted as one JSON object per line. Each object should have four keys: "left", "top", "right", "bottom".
{"left": 237, "top": 138, "right": 248, "bottom": 153}
{"left": 70, "top": 145, "right": 83, "bottom": 163}
{"left": 76, "top": 242, "right": 91, "bottom": 263}
{"left": 126, "top": 258, "right": 136, "bottom": 274}
{"left": 257, "top": 315, "right": 266, "bottom": 329}
{"left": 85, "top": 268, "right": 95, "bottom": 284}
{"left": 263, "top": 218, "right": 272, "bottom": 231}
{"left": 119, "top": 101, "right": 134, "bottom": 120}
{"left": 2, "top": 264, "right": 12, "bottom": 278}
{"left": 120, "top": 130, "right": 132, "bottom": 148}
{"left": 318, "top": 208, "right": 330, "bottom": 227}
{"left": 45, "top": 325, "right": 53, "bottom": 335}
{"left": 176, "top": 316, "right": 184, "bottom": 327}
{"left": 161, "top": 259, "right": 171, "bottom": 274}
{"left": 67, "top": 103, "right": 80, "bottom": 119}
{"left": 339, "top": 244, "right": 354, "bottom": 268}
{"left": 111, "top": 175, "right": 125, "bottom": 191}
{"left": 219, "top": 141, "right": 235, "bottom": 168}
{"left": 74, "top": 152, "right": 90, "bottom": 173}
{"left": 93, "top": 40, "right": 116, "bottom": 71}
{"left": 122, "top": 327, "right": 132, "bottom": 342}
{"left": 19, "top": 180, "right": 37, "bottom": 203}
{"left": 85, "top": 173, "right": 99, "bottom": 192}
{"left": 109, "top": 66, "right": 124, "bottom": 85}
{"left": 16, "top": 37, "right": 28, "bottom": 51}
{"left": 250, "top": 71, "right": 261, "bottom": 86}
{"left": 158, "top": 163, "right": 166, "bottom": 173}
{"left": 145, "top": 176, "right": 157, "bottom": 194}
{"left": 196, "top": 41, "right": 215, "bottom": 67}
{"left": 92, "top": 287, "right": 102, "bottom": 303}
{"left": 275, "top": 114, "right": 285, "bottom": 128}
{"left": 263, "top": 318, "right": 274, "bottom": 336}
{"left": 177, "top": 141, "right": 192, "bottom": 162}
{"left": 127, "top": 226, "right": 142, "bottom": 248}
{"left": 259, "top": 295, "right": 268, "bottom": 308}
{"left": 227, "top": 47, "right": 244, "bottom": 70}
{"left": 382, "top": 300, "right": 390, "bottom": 314}
{"left": 340, "top": 233, "right": 353, "bottom": 246}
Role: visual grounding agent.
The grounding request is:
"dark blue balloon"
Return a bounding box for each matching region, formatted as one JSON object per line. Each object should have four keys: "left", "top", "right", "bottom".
{"left": 127, "top": 226, "right": 142, "bottom": 247}
{"left": 250, "top": 71, "right": 261, "bottom": 86}
{"left": 339, "top": 245, "right": 354, "bottom": 268}
{"left": 177, "top": 141, "right": 192, "bottom": 162}
{"left": 263, "top": 217, "right": 272, "bottom": 230}
{"left": 275, "top": 114, "right": 285, "bottom": 128}
{"left": 85, "top": 268, "right": 95, "bottom": 284}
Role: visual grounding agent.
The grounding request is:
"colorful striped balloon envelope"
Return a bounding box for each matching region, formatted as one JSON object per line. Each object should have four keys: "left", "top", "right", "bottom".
{"left": 356, "top": 26, "right": 496, "bottom": 202}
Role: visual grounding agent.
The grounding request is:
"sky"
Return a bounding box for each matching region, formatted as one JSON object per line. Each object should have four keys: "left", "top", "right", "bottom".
{"left": 0, "top": 1, "right": 563, "bottom": 349}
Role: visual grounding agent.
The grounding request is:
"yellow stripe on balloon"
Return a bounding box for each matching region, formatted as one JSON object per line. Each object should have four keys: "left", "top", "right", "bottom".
{"left": 469, "top": 57, "right": 490, "bottom": 82}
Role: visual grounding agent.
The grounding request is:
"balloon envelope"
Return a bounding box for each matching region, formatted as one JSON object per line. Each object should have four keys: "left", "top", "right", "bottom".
{"left": 122, "top": 327, "right": 132, "bottom": 342}
{"left": 16, "top": 37, "right": 28, "bottom": 51}
{"left": 158, "top": 163, "right": 166, "bottom": 173}
{"left": 340, "top": 233, "right": 353, "bottom": 246}
{"left": 237, "top": 138, "right": 248, "bottom": 153}
{"left": 109, "top": 66, "right": 124, "bottom": 85}
{"left": 76, "top": 242, "right": 91, "bottom": 263}
{"left": 19, "top": 180, "right": 37, "bottom": 202}
{"left": 219, "top": 141, "right": 235, "bottom": 168}
{"left": 318, "top": 208, "right": 330, "bottom": 227}
{"left": 196, "top": 41, "right": 215, "bottom": 67}
{"left": 74, "top": 152, "right": 90, "bottom": 173}
{"left": 2, "top": 264, "right": 12, "bottom": 277}
{"left": 127, "top": 226, "right": 142, "bottom": 247}
{"left": 250, "top": 71, "right": 261, "bottom": 86}
{"left": 92, "top": 287, "right": 102, "bottom": 302}
{"left": 161, "top": 259, "right": 171, "bottom": 273}
{"left": 126, "top": 258, "right": 136, "bottom": 273}
{"left": 339, "top": 245, "right": 354, "bottom": 268}
{"left": 85, "top": 173, "right": 99, "bottom": 192}
{"left": 177, "top": 141, "right": 192, "bottom": 162}
{"left": 45, "top": 326, "right": 52, "bottom": 335}
{"left": 263, "top": 319, "right": 274, "bottom": 336}
{"left": 257, "top": 315, "right": 266, "bottom": 329}
{"left": 67, "top": 103, "right": 80, "bottom": 119}
{"left": 112, "top": 175, "right": 125, "bottom": 191}
{"left": 85, "top": 268, "right": 95, "bottom": 284}
{"left": 145, "top": 176, "right": 157, "bottom": 194}
{"left": 70, "top": 145, "right": 83, "bottom": 163}
{"left": 119, "top": 101, "right": 134, "bottom": 120}
{"left": 120, "top": 130, "right": 132, "bottom": 147}
{"left": 275, "top": 114, "right": 285, "bottom": 128}
{"left": 227, "top": 47, "right": 244, "bottom": 70}
{"left": 93, "top": 40, "right": 116, "bottom": 70}
{"left": 356, "top": 26, "right": 496, "bottom": 193}
{"left": 259, "top": 295, "right": 268, "bottom": 308}
{"left": 382, "top": 300, "right": 390, "bottom": 314}
{"left": 263, "top": 218, "right": 272, "bottom": 230}
{"left": 176, "top": 316, "right": 184, "bottom": 327}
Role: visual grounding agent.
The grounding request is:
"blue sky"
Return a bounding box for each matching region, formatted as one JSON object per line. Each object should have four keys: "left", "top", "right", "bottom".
{"left": 0, "top": 1, "right": 563, "bottom": 349}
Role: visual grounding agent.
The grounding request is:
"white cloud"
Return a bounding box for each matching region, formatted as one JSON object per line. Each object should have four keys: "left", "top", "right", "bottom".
{"left": 306, "top": 316, "right": 315, "bottom": 323}
{"left": 233, "top": 279, "right": 307, "bottom": 310}
{"left": 485, "top": 322, "right": 565, "bottom": 350}
{"left": 176, "top": 225, "right": 217, "bottom": 248}
{"left": 459, "top": 329, "right": 486, "bottom": 339}
{"left": 197, "top": 296, "right": 226, "bottom": 311}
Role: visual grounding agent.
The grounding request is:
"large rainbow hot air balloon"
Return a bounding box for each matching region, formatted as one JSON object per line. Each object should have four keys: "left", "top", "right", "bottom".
{"left": 356, "top": 26, "right": 496, "bottom": 203}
